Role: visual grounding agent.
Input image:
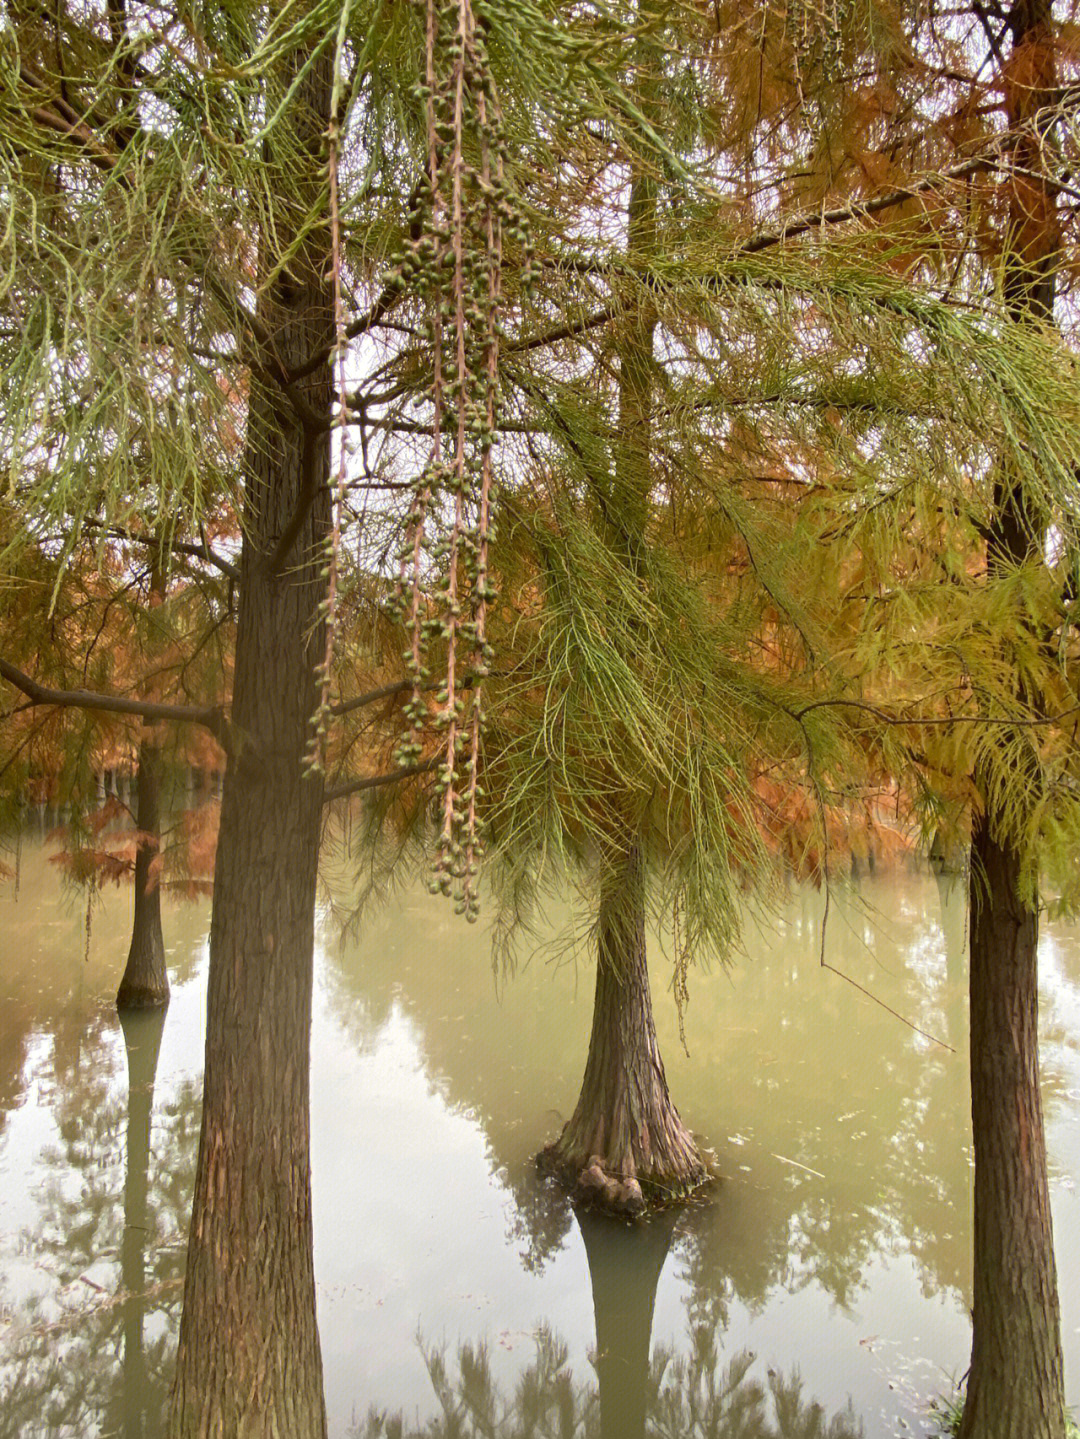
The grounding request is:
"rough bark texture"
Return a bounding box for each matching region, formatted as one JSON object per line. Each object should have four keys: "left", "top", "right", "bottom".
{"left": 541, "top": 847, "right": 708, "bottom": 1213}
{"left": 168, "top": 49, "right": 332, "bottom": 1439}
{"left": 116, "top": 739, "right": 168, "bottom": 1010}
{"left": 959, "top": 822, "right": 1066, "bottom": 1439}
{"left": 958, "top": 3, "right": 1067, "bottom": 1433}
{"left": 118, "top": 1006, "right": 166, "bottom": 1439}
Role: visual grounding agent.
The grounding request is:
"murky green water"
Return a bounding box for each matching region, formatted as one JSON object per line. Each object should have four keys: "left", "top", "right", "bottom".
{"left": 2, "top": 836, "right": 1078, "bottom": 1436}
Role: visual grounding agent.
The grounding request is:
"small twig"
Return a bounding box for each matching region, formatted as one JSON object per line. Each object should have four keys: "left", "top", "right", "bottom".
{"left": 820, "top": 960, "right": 956, "bottom": 1052}
{"left": 771, "top": 1153, "right": 825, "bottom": 1178}
{"left": 80, "top": 518, "right": 239, "bottom": 580}
{"left": 323, "top": 756, "right": 439, "bottom": 803}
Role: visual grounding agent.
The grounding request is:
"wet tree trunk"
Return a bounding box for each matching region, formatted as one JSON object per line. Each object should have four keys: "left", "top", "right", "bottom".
{"left": 958, "top": 2, "right": 1066, "bottom": 1434}
{"left": 118, "top": 1006, "right": 167, "bottom": 1439}
{"left": 116, "top": 739, "right": 168, "bottom": 1010}
{"left": 168, "top": 47, "right": 333, "bottom": 1439}
{"left": 542, "top": 846, "right": 707, "bottom": 1212}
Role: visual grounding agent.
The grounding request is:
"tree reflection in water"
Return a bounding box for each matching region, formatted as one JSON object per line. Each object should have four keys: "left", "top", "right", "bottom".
{"left": 353, "top": 1208, "right": 862, "bottom": 1439}
{"left": 0, "top": 1008, "right": 199, "bottom": 1439}
{"left": 3, "top": 850, "right": 1078, "bottom": 1435}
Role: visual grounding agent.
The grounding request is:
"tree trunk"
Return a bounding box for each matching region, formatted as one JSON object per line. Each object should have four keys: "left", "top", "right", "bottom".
{"left": 168, "top": 47, "right": 333, "bottom": 1439}
{"left": 118, "top": 1005, "right": 167, "bottom": 1439}
{"left": 541, "top": 846, "right": 708, "bottom": 1213}
{"left": 959, "top": 816, "right": 1065, "bottom": 1439}
{"left": 116, "top": 739, "right": 168, "bottom": 1010}
{"left": 958, "top": 2, "right": 1067, "bottom": 1433}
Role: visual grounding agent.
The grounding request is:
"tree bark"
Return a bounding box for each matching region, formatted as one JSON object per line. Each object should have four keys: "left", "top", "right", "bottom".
{"left": 541, "top": 846, "right": 708, "bottom": 1212}
{"left": 118, "top": 1005, "right": 167, "bottom": 1439}
{"left": 958, "top": 2, "right": 1067, "bottom": 1434}
{"left": 959, "top": 821, "right": 1065, "bottom": 1439}
{"left": 168, "top": 46, "right": 333, "bottom": 1439}
{"left": 116, "top": 739, "right": 168, "bottom": 1010}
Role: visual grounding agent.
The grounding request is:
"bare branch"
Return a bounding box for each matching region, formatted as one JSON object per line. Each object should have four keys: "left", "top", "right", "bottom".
{"left": 323, "top": 757, "right": 438, "bottom": 803}
{"left": 0, "top": 658, "right": 229, "bottom": 747}
{"left": 80, "top": 519, "right": 239, "bottom": 580}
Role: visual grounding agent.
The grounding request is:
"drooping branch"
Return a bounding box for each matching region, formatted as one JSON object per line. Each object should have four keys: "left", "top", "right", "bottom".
{"left": 18, "top": 69, "right": 328, "bottom": 440}
{"left": 384, "top": 0, "right": 510, "bottom": 920}
{"left": 0, "top": 658, "right": 229, "bottom": 746}
{"left": 304, "top": 4, "right": 353, "bottom": 775}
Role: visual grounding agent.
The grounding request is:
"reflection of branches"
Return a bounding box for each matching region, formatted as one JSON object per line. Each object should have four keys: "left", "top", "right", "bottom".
{"left": 502, "top": 1163, "right": 574, "bottom": 1274}
{"left": 351, "top": 1330, "right": 863, "bottom": 1439}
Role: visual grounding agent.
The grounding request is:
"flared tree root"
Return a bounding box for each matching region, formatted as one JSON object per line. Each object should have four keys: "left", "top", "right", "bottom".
{"left": 538, "top": 1125, "right": 712, "bottom": 1218}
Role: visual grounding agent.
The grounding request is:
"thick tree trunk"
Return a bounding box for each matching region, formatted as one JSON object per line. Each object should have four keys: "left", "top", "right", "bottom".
{"left": 118, "top": 1006, "right": 167, "bottom": 1439}
{"left": 957, "top": 2, "right": 1067, "bottom": 1435}
{"left": 168, "top": 48, "right": 333, "bottom": 1439}
{"left": 958, "top": 816, "right": 1065, "bottom": 1439}
{"left": 541, "top": 846, "right": 708, "bottom": 1213}
{"left": 578, "top": 1207, "right": 678, "bottom": 1439}
{"left": 117, "top": 739, "right": 168, "bottom": 1010}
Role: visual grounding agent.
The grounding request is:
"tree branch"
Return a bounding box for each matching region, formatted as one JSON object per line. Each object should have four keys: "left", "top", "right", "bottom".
{"left": 0, "top": 658, "right": 229, "bottom": 747}
{"left": 329, "top": 678, "right": 415, "bottom": 718}
{"left": 734, "top": 151, "right": 1001, "bottom": 256}
{"left": 81, "top": 519, "right": 239, "bottom": 580}
{"left": 507, "top": 148, "right": 1012, "bottom": 356}
{"left": 323, "top": 757, "right": 438, "bottom": 802}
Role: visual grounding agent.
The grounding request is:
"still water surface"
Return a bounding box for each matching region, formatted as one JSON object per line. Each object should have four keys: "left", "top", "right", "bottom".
{"left": 1, "top": 838, "right": 1079, "bottom": 1436}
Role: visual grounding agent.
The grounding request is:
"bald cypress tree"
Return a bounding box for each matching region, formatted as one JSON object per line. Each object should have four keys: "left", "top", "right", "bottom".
{"left": 7, "top": 3, "right": 1080, "bottom": 1434}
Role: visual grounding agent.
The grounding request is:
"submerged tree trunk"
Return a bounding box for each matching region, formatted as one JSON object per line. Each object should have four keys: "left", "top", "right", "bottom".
{"left": 542, "top": 846, "right": 708, "bottom": 1213}
{"left": 958, "top": 3, "right": 1066, "bottom": 1434}
{"left": 118, "top": 1005, "right": 167, "bottom": 1439}
{"left": 116, "top": 739, "right": 168, "bottom": 1010}
{"left": 168, "top": 46, "right": 333, "bottom": 1439}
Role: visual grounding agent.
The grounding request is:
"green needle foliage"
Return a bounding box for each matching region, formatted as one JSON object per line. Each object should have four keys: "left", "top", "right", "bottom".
{"left": 8, "top": 0, "right": 1080, "bottom": 1007}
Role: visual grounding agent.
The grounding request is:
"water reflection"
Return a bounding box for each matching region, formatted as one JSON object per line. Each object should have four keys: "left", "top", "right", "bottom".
{"left": 325, "top": 870, "right": 978, "bottom": 1310}
{"left": 0, "top": 844, "right": 201, "bottom": 1436}
{"left": 2, "top": 842, "right": 1079, "bottom": 1435}
{"left": 355, "top": 1204, "right": 863, "bottom": 1439}
{"left": 118, "top": 1008, "right": 166, "bottom": 1439}
{"left": 353, "top": 1331, "right": 864, "bottom": 1439}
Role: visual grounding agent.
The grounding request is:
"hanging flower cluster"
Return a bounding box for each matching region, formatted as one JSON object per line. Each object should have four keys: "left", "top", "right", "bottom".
{"left": 388, "top": 0, "right": 518, "bottom": 920}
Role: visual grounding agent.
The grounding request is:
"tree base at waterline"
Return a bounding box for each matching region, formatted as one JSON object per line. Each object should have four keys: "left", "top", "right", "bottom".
{"left": 541, "top": 843, "right": 714, "bottom": 1217}
{"left": 116, "top": 914, "right": 169, "bottom": 1010}
{"left": 537, "top": 1130, "right": 713, "bottom": 1217}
